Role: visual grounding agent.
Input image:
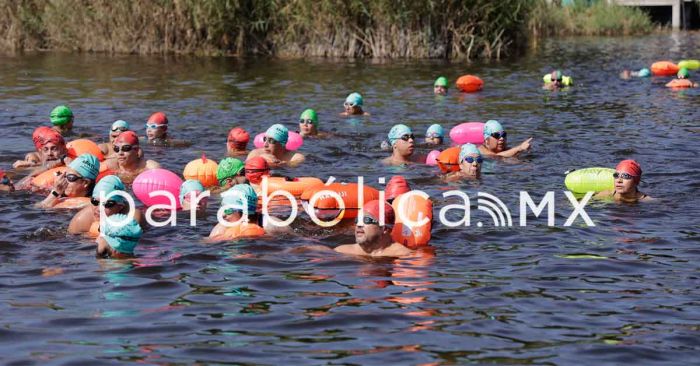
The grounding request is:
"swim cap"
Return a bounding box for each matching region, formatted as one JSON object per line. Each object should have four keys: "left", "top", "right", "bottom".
{"left": 426, "top": 124, "right": 444, "bottom": 138}
{"left": 114, "top": 131, "right": 139, "bottom": 145}
{"left": 299, "top": 109, "right": 318, "bottom": 127}
{"left": 616, "top": 159, "right": 642, "bottom": 181}
{"left": 362, "top": 200, "right": 395, "bottom": 227}
{"left": 345, "top": 92, "right": 363, "bottom": 107}
{"left": 102, "top": 214, "right": 142, "bottom": 255}
{"left": 69, "top": 154, "right": 100, "bottom": 180}
{"left": 265, "top": 124, "right": 289, "bottom": 145}
{"left": 50, "top": 105, "right": 73, "bottom": 126}
{"left": 678, "top": 67, "right": 689, "bottom": 79}
{"left": 217, "top": 158, "right": 244, "bottom": 182}
{"left": 459, "top": 143, "right": 481, "bottom": 162}
{"left": 434, "top": 76, "right": 448, "bottom": 87}
{"left": 388, "top": 124, "right": 412, "bottom": 146}
{"left": 244, "top": 156, "right": 270, "bottom": 184}
{"left": 147, "top": 112, "right": 168, "bottom": 125}
{"left": 222, "top": 184, "right": 257, "bottom": 215}
{"left": 228, "top": 127, "right": 250, "bottom": 145}
{"left": 111, "top": 120, "right": 129, "bottom": 131}
{"left": 92, "top": 175, "right": 126, "bottom": 203}
{"left": 386, "top": 175, "right": 411, "bottom": 201}
{"left": 483, "top": 120, "right": 505, "bottom": 139}
{"left": 32, "top": 126, "right": 65, "bottom": 151}
{"left": 551, "top": 70, "right": 563, "bottom": 81}
{"left": 638, "top": 68, "right": 651, "bottom": 77}
{"left": 179, "top": 179, "right": 205, "bottom": 205}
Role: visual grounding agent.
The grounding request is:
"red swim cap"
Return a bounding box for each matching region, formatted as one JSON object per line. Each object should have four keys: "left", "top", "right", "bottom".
{"left": 362, "top": 199, "right": 395, "bottom": 226}
{"left": 114, "top": 131, "right": 139, "bottom": 145}
{"left": 32, "top": 126, "right": 65, "bottom": 151}
{"left": 245, "top": 156, "right": 270, "bottom": 184}
{"left": 386, "top": 175, "right": 411, "bottom": 200}
{"left": 147, "top": 112, "right": 168, "bottom": 125}
{"left": 228, "top": 127, "right": 250, "bottom": 144}
{"left": 616, "top": 159, "right": 642, "bottom": 180}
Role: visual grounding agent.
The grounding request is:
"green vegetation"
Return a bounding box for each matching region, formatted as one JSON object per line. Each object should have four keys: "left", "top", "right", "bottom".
{"left": 0, "top": 0, "right": 656, "bottom": 59}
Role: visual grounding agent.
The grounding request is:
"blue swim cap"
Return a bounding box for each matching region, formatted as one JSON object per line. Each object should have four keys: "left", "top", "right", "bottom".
{"left": 179, "top": 179, "right": 205, "bottom": 205}
{"left": 638, "top": 68, "right": 651, "bottom": 77}
{"left": 388, "top": 124, "right": 412, "bottom": 146}
{"left": 102, "top": 213, "right": 142, "bottom": 255}
{"left": 222, "top": 184, "right": 258, "bottom": 215}
{"left": 265, "top": 124, "right": 289, "bottom": 145}
{"left": 426, "top": 124, "right": 444, "bottom": 138}
{"left": 92, "top": 175, "right": 126, "bottom": 203}
{"left": 69, "top": 154, "right": 100, "bottom": 181}
{"left": 345, "top": 92, "right": 363, "bottom": 107}
{"left": 111, "top": 120, "right": 129, "bottom": 131}
{"left": 459, "top": 143, "right": 481, "bottom": 162}
{"left": 483, "top": 120, "right": 505, "bottom": 139}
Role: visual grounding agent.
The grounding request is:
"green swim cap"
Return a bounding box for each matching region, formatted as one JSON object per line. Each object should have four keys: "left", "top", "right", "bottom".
{"left": 217, "top": 158, "right": 244, "bottom": 183}
{"left": 434, "top": 76, "right": 448, "bottom": 87}
{"left": 678, "top": 68, "right": 689, "bottom": 79}
{"left": 299, "top": 109, "right": 318, "bottom": 127}
{"left": 92, "top": 175, "right": 126, "bottom": 203}
{"left": 50, "top": 105, "right": 73, "bottom": 126}
{"left": 103, "top": 213, "right": 142, "bottom": 255}
{"left": 69, "top": 153, "right": 100, "bottom": 181}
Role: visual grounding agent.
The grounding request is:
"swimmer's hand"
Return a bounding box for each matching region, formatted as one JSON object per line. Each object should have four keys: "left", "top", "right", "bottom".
{"left": 52, "top": 174, "right": 69, "bottom": 196}
{"left": 13, "top": 160, "right": 35, "bottom": 169}
{"left": 517, "top": 138, "right": 533, "bottom": 153}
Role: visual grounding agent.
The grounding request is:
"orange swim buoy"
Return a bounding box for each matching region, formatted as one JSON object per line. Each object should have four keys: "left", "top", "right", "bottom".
{"left": 436, "top": 146, "right": 460, "bottom": 173}
{"left": 301, "top": 183, "right": 380, "bottom": 220}
{"left": 183, "top": 154, "right": 219, "bottom": 188}
{"left": 53, "top": 197, "right": 91, "bottom": 209}
{"left": 391, "top": 192, "right": 433, "bottom": 249}
{"left": 665, "top": 79, "right": 694, "bottom": 89}
{"left": 267, "top": 177, "right": 323, "bottom": 198}
{"left": 95, "top": 169, "right": 117, "bottom": 183}
{"left": 66, "top": 139, "right": 105, "bottom": 161}
{"left": 651, "top": 61, "right": 679, "bottom": 76}
{"left": 32, "top": 167, "right": 67, "bottom": 190}
{"left": 456, "top": 75, "right": 484, "bottom": 93}
{"left": 220, "top": 222, "right": 265, "bottom": 239}
{"left": 87, "top": 220, "right": 100, "bottom": 238}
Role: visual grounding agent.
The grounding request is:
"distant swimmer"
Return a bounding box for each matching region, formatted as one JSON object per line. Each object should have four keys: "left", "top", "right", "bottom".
{"left": 425, "top": 124, "right": 444, "bottom": 146}
{"left": 382, "top": 124, "right": 423, "bottom": 166}
{"left": 246, "top": 124, "right": 305, "bottom": 168}
{"left": 665, "top": 68, "right": 699, "bottom": 88}
{"left": 298, "top": 109, "right": 326, "bottom": 137}
{"left": 208, "top": 184, "right": 265, "bottom": 241}
{"left": 0, "top": 169, "right": 14, "bottom": 192}
{"left": 478, "top": 120, "right": 532, "bottom": 158}
{"left": 620, "top": 68, "right": 651, "bottom": 80}
{"left": 334, "top": 200, "right": 414, "bottom": 258}
{"left": 227, "top": 127, "right": 250, "bottom": 157}
{"left": 596, "top": 160, "right": 652, "bottom": 203}
{"left": 96, "top": 213, "right": 143, "bottom": 259}
{"left": 50, "top": 105, "right": 74, "bottom": 135}
{"left": 37, "top": 154, "right": 99, "bottom": 209}
{"left": 340, "top": 92, "right": 369, "bottom": 116}
{"left": 180, "top": 179, "right": 208, "bottom": 215}
{"left": 14, "top": 127, "right": 67, "bottom": 169}
{"left": 144, "top": 112, "right": 192, "bottom": 147}
{"left": 444, "top": 144, "right": 482, "bottom": 182}
{"left": 434, "top": 76, "right": 448, "bottom": 95}
{"left": 543, "top": 70, "right": 573, "bottom": 90}
{"left": 104, "top": 131, "right": 161, "bottom": 184}
{"left": 98, "top": 120, "right": 130, "bottom": 158}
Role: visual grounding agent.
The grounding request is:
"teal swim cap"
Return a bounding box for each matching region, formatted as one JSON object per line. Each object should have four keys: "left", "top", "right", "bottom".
{"left": 345, "top": 92, "right": 363, "bottom": 107}
{"left": 50, "top": 105, "right": 73, "bottom": 126}
{"left": 426, "top": 124, "right": 444, "bottom": 138}
{"left": 299, "top": 109, "right": 318, "bottom": 127}
{"left": 69, "top": 154, "right": 100, "bottom": 181}
{"left": 92, "top": 175, "right": 126, "bottom": 203}
{"left": 103, "top": 213, "right": 142, "bottom": 255}
{"left": 483, "top": 120, "right": 505, "bottom": 139}
{"left": 111, "top": 120, "right": 129, "bottom": 131}
{"left": 179, "top": 179, "right": 205, "bottom": 205}
{"left": 222, "top": 184, "right": 257, "bottom": 215}
{"left": 678, "top": 67, "right": 689, "bottom": 79}
{"left": 265, "top": 124, "right": 289, "bottom": 145}
{"left": 459, "top": 143, "right": 481, "bottom": 162}
{"left": 434, "top": 76, "right": 448, "bottom": 87}
{"left": 638, "top": 68, "right": 651, "bottom": 77}
{"left": 388, "top": 124, "right": 413, "bottom": 146}
{"left": 217, "top": 158, "right": 244, "bottom": 183}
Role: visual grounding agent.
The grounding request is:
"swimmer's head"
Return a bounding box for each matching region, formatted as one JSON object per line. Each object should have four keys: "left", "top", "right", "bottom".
{"left": 483, "top": 120, "right": 507, "bottom": 153}
{"left": 50, "top": 105, "right": 73, "bottom": 127}
{"left": 69, "top": 154, "right": 100, "bottom": 181}
{"left": 638, "top": 68, "right": 651, "bottom": 78}
{"left": 217, "top": 157, "right": 246, "bottom": 189}
{"left": 264, "top": 124, "right": 289, "bottom": 154}
{"left": 344, "top": 92, "right": 364, "bottom": 114}
{"left": 614, "top": 159, "right": 642, "bottom": 194}
{"left": 64, "top": 154, "right": 99, "bottom": 197}
{"left": 32, "top": 126, "right": 66, "bottom": 163}
{"left": 425, "top": 124, "right": 444, "bottom": 145}
{"left": 110, "top": 120, "right": 130, "bottom": 141}
{"left": 386, "top": 175, "right": 411, "bottom": 201}
{"left": 179, "top": 179, "right": 207, "bottom": 211}
{"left": 221, "top": 184, "right": 258, "bottom": 220}
{"left": 299, "top": 109, "right": 318, "bottom": 136}
{"left": 96, "top": 213, "right": 142, "bottom": 258}
{"left": 356, "top": 200, "right": 394, "bottom": 249}
{"left": 551, "top": 70, "right": 563, "bottom": 82}
{"left": 434, "top": 76, "right": 448, "bottom": 95}
{"left": 244, "top": 156, "right": 270, "bottom": 185}
{"left": 388, "top": 124, "right": 415, "bottom": 156}
{"left": 91, "top": 175, "right": 127, "bottom": 218}
{"left": 459, "top": 143, "right": 482, "bottom": 177}
{"left": 113, "top": 131, "right": 141, "bottom": 165}
{"left": 227, "top": 127, "right": 250, "bottom": 152}
{"left": 678, "top": 67, "right": 689, "bottom": 79}
{"left": 146, "top": 112, "right": 168, "bottom": 140}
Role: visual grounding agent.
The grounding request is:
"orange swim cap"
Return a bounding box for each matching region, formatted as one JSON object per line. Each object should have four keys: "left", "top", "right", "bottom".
{"left": 616, "top": 159, "right": 642, "bottom": 180}
{"left": 114, "top": 131, "right": 139, "bottom": 145}
{"left": 245, "top": 156, "right": 270, "bottom": 184}
{"left": 147, "top": 112, "right": 168, "bottom": 125}
{"left": 362, "top": 200, "right": 395, "bottom": 226}
{"left": 386, "top": 175, "right": 410, "bottom": 200}
{"left": 32, "top": 126, "right": 65, "bottom": 151}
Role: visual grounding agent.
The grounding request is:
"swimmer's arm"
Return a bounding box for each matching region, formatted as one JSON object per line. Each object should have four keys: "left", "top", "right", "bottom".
{"left": 595, "top": 190, "right": 613, "bottom": 199}
{"left": 288, "top": 153, "right": 305, "bottom": 167}
{"left": 145, "top": 160, "right": 161, "bottom": 169}
{"left": 386, "top": 243, "right": 414, "bottom": 257}
{"left": 13, "top": 153, "right": 41, "bottom": 168}
{"left": 97, "top": 142, "right": 110, "bottom": 156}
{"left": 496, "top": 138, "right": 533, "bottom": 158}
{"left": 334, "top": 244, "right": 365, "bottom": 256}
{"left": 286, "top": 244, "right": 334, "bottom": 254}
{"left": 246, "top": 149, "right": 262, "bottom": 161}
{"left": 68, "top": 207, "right": 93, "bottom": 234}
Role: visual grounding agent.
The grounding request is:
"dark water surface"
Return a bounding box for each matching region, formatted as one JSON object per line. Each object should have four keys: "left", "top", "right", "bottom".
{"left": 1, "top": 33, "right": 699, "bottom": 365}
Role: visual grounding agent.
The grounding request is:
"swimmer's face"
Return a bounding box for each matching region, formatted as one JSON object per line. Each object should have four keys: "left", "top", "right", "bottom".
{"left": 620, "top": 70, "right": 632, "bottom": 80}
{"left": 114, "top": 142, "right": 139, "bottom": 165}
{"left": 41, "top": 142, "right": 66, "bottom": 163}
{"left": 355, "top": 216, "right": 383, "bottom": 248}
{"left": 614, "top": 171, "right": 638, "bottom": 195}
{"left": 223, "top": 210, "right": 243, "bottom": 223}
{"left": 299, "top": 120, "right": 317, "bottom": 136}
{"left": 263, "top": 136, "right": 284, "bottom": 155}
{"left": 344, "top": 103, "right": 362, "bottom": 115}
{"left": 92, "top": 199, "right": 125, "bottom": 220}
{"left": 460, "top": 154, "right": 482, "bottom": 177}
{"left": 425, "top": 136, "right": 442, "bottom": 145}
{"left": 394, "top": 134, "right": 415, "bottom": 156}
{"left": 485, "top": 132, "right": 507, "bottom": 153}
{"left": 63, "top": 167, "right": 91, "bottom": 197}
{"left": 182, "top": 192, "right": 208, "bottom": 212}
{"left": 434, "top": 85, "right": 447, "bottom": 95}
{"left": 110, "top": 127, "right": 128, "bottom": 141}
{"left": 146, "top": 124, "right": 167, "bottom": 140}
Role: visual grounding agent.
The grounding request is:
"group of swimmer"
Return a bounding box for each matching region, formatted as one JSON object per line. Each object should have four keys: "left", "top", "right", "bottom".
{"left": 1, "top": 76, "right": 654, "bottom": 260}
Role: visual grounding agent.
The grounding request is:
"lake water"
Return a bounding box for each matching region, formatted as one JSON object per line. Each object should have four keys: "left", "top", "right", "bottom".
{"left": 0, "top": 32, "right": 699, "bottom": 365}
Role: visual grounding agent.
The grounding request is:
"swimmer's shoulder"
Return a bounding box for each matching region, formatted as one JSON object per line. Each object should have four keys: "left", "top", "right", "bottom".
{"left": 145, "top": 160, "right": 161, "bottom": 169}
{"left": 595, "top": 190, "right": 614, "bottom": 199}
{"left": 384, "top": 243, "right": 414, "bottom": 257}
{"left": 334, "top": 244, "right": 364, "bottom": 255}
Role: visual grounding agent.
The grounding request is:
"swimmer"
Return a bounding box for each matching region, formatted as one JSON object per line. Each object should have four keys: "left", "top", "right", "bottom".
{"left": 434, "top": 76, "right": 448, "bottom": 95}
{"left": 38, "top": 154, "right": 99, "bottom": 209}
{"left": 227, "top": 127, "right": 250, "bottom": 157}
{"left": 104, "top": 131, "right": 160, "bottom": 184}
{"left": 68, "top": 175, "right": 145, "bottom": 236}
{"left": 216, "top": 158, "right": 246, "bottom": 191}
{"left": 385, "top": 175, "right": 410, "bottom": 204}
{"left": 50, "top": 105, "right": 74, "bottom": 135}
{"left": 208, "top": 184, "right": 264, "bottom": 241}
{"left": 596, "top": 160, "right": 652, "bottom": 203}
{"left": 543, "top": 70, "right": 573, "bottom": 90}
{"left": 244, "top": 156, "right": 271, "bottom": 194}
{"left": 340, "top": 92, "right": 369, "bottom": 116}
{"left": 14, "top": 127, "right": 67, "bottom": 169}
{"left": 246, "top": 124, "right": 305, "bottom": 168}
{"left": 335, "top": 200, "right": 414, "bottom": 258}
{"left": 144, "top": 112, "right": 191, "bottom": 147}
{"left": 96, "top": 213, "right": 143, "bottom": 259}
{"left": 298, "top": 109, "right": 325, "bottom": 137}
{"left": 382, "top": 124, "right": 422, "bottom": 166}
{"left": 180, "top": 179, "right": 208, "bottom": 214}
{"left": 98, "top": 120, "right": 130, "bottom": 158}
{"left": 478, "top": 120, "right": 532, "bottom": 158}
{"left": 425, "top": 124, "right": 444, "bottom": 145}
{"left": 666, "top": 68, "right": 699, "bottom": 88}
{"left": 0, "top": 169, "right": 15, "bottom": 192}
{"left": 444, "top": 144, "right": 482, "bottom": 182}
{"left": 620, "top": 68, "right": 651, "bottom": 80}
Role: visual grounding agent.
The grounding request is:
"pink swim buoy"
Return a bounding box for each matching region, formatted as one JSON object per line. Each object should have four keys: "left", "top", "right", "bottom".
{"left": 253, "top": 131, "right": 303, "bottom": 151}
{"left": 132, "top": 168, "right": 183, "bottom": 209}
{"left": 449, "top": 122, "right": 485, "bottom": 145}
{"left": 425, "top": 150, "right": 440, "bottom": 166}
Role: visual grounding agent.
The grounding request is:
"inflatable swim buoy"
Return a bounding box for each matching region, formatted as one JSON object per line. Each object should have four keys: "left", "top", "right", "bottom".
{"left": 425, "top": 150, "right": 440, "bottom": 166}
{"left": 391, "top": 192, "right": 433, "bottom": 249}
{"left": 436, "top": 146, "right": 461, "bottom": 173}
{"left": 564, "top": 167, "right": 614, "bottom": 194}
{"left": 678, "top": 60, "right": 700, "bottom": 70}
{"left": 651, "top": 61, "right": 679, "bottom": 76}
{"left": 267, "top": 177, "right": 323, "bottom": 198}
{"left": 133, "top": 168, "right": 183, "bottom": 209}
{"left": 66, "top": 139, "right": 105, "bottom": 161}
{"left": 543, "top": 74, "right": 574, "bottom": 86}
{"left": 95, "top": 169, "right": 117, "bottom": 184}
{"left": 449, "top": 122, "right": 484, "bottom": 145}
{"left": 88, "top": 220, "right": 100, "bottom": 238}
{"left": 219, "top": 222, "right": 265, "bottom": 239}
{"left": 665, "top": 79, "right": 694, "bottom": 89}
{"left": 456, "top": 75, "right": 483, "bottom": 93}
{"left": 53, "top": 197, "right": 91, "bottom": 209}
{"left": 301, "top": 183, "right": 380, "bottom": 220}
{"left": 32, "top": 167, "right": 67, "bottom": 190}
{"left": 183, "top": 154, "right": 219, "bottom": 188}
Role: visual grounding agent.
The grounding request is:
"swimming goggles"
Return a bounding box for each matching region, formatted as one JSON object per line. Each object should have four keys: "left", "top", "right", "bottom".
{"left": 145, "top": 124, "right": 166, "bottom": 129}
{"left": 463, "top": 156, "right": 483, "bottom": 164}
{"left": 613, "top": 172, "right": 637, "bottom": 180}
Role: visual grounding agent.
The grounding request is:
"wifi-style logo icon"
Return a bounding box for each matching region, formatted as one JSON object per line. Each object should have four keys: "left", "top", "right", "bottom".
{"left": 476, "top": 192, "right": 513, "bottom": 227}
